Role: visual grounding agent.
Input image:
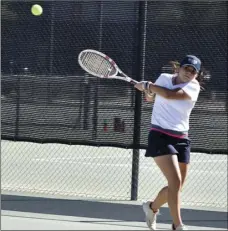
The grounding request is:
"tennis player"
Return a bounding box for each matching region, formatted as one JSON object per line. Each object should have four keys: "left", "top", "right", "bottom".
{"left": 134, "top": 55, "right": 207, "bottom": 230}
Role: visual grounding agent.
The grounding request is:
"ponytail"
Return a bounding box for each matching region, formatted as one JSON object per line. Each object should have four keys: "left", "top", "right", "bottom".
{"left": 169, "top": 61, "right": 180, "bottom": 74}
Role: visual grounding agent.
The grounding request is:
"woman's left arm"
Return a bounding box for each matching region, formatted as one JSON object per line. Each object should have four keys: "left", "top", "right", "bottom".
{"left": 134, "top": 81, "right": 191, "bottom": 100}
{"left": 148, "top": 84, "right": 191, "bottom": 100}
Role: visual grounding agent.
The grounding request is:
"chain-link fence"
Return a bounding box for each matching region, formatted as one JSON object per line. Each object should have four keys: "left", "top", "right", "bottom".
{"left": 2, "top": 141, "right": 227, "bottom": 208}
{"left": 1, "top": 1, "right": 227, "bottom": 208}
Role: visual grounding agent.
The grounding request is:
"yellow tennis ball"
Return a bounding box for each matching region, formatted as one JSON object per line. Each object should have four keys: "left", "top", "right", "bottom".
{"left": 31, "top": 4, "right": 43, "bottom": 16}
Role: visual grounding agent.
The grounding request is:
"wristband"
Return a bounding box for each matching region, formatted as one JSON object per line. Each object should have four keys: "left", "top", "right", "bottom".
{"left": 146, "top": 82, "right": 154, "bottom": 96}
{"left": 142, "top": 81, "right": 148, "bottom": 91}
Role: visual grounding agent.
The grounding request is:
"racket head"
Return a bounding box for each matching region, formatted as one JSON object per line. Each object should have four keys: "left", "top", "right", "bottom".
{"left": 78, "top": 49, "right": 118, "bottom": 78}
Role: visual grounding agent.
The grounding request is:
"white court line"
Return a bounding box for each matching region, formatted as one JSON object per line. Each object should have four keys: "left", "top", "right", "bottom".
{"left": 31, "top": 157, "right": 227, "bottom": 163}
{"left": 33, "top": 156, "right": 125, "bottom": 160}
{"left": 31, "top": 159, "right": 227, "bottom": 174}
{"left": 191, "top": 160, "right": 227, "bottom": 162}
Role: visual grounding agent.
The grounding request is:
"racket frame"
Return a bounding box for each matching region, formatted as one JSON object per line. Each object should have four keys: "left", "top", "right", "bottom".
{"left": 78, "top": 49, "right": 138, "bottom": 85}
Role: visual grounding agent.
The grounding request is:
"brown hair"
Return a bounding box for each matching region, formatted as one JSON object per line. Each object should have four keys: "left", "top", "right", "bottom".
{"left": 169, "top": 60, "right": 209, "bottom": 90}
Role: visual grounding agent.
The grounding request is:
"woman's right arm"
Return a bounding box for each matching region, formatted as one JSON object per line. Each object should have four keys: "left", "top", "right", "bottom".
{"left": 134, "top": 81, "right": 156, "bottom": 102}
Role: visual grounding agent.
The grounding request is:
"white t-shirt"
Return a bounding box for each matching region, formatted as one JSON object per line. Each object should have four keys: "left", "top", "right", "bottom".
{"left": 151, "top": 73, "right": 200, "bottom": 132}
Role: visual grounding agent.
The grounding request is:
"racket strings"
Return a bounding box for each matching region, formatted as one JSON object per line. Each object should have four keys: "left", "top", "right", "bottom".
{"left": 81, "top": 52, "right": 114, "bottom": 77}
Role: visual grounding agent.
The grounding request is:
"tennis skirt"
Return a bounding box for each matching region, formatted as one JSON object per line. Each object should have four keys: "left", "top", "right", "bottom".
{"left": 145, "top": 130, "right": 191, "bottom": 164}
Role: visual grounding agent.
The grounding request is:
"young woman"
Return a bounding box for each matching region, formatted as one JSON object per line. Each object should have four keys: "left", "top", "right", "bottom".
{"left": 134, "top": 55, "right": 207, "bottom": 230}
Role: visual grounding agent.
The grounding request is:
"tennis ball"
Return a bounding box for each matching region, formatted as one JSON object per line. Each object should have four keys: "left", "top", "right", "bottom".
{"left": 31, "top": 4, "right": 43, "bottom": 16}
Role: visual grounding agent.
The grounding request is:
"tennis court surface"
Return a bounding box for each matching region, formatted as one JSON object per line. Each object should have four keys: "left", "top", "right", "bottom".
{"left": 1, "top": 194, "right": 227, "bottom": 230}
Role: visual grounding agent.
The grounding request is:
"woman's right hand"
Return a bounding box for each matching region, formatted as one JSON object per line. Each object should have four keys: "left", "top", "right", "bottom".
{"left": 134, "top": 82, "right": 145, "bottom": 91}
{"left": 134, "top": 81, "right": 152, "bottom": 92}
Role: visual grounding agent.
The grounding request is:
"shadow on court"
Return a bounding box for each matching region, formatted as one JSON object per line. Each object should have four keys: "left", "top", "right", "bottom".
{"left": 1, "top": 194, "right": 227, "bottom": 229}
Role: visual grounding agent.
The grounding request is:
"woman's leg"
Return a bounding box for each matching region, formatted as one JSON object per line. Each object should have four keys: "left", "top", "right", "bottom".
{"left": 152, "top": 154, "right": 184, "bottom": 227}
{"left": 151, "top": 162, "right": 189, "bottom": 212}
{"left": 179, "top": 162, "right": 189, "bottom": 189}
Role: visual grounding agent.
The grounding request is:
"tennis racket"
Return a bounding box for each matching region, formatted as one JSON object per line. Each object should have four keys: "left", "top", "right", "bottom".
{"left": 78, "top": 49, "right": 138, "bottom": 85}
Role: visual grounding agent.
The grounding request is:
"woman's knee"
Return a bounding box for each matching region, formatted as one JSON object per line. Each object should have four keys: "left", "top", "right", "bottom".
{"left": 154, "top": 155, "right": 183, "bottom": 191}
{"left": 168, "top": 176, "right": 182, "bottom": 191}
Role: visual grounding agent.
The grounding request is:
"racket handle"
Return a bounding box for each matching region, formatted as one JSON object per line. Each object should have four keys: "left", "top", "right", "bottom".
{"left": 130, "top": 79, "right": 138, "bottom": 85}
{"left": 120, "top": 72, "right": 138, "bottom": 85}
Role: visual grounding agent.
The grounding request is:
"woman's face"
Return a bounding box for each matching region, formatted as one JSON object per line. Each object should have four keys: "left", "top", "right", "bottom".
{"left": 178, "top": 65, "right": 198, "bottom": 83}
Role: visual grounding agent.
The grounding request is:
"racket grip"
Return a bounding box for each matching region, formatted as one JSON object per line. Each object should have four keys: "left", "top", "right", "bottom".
{"left": 130, "top": 79, "right": 138, "bottom": 85}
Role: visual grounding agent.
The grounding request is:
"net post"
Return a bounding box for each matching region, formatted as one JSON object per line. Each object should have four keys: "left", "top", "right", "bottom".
{"left": 131, "top": 1, "right": 147, "bottom": 201}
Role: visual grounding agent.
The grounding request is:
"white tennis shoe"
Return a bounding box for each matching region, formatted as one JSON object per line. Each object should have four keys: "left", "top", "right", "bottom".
{"left": 142, "top": 201, "right": 159, "bottom": 230}
{"left": 172, "top": 223, "right": 188, "bottom": 230}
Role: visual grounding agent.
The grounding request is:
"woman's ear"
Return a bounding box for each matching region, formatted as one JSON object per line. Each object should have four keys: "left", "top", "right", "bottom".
{"left": 174, "top": 67, "right": 180, "bottom": 73}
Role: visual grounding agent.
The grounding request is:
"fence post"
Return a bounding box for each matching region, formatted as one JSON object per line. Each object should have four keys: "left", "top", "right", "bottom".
{"left": 131, "top": 1, "right": 148, "bottom": 200}
{"left": 15, "top": 75, "right": 20, "bottom": 139}
{"left": 47, "top": 2, "right": 55, "bottom": 104}
{"left": 92, "top": 2, "right": 104, "bottom": 140}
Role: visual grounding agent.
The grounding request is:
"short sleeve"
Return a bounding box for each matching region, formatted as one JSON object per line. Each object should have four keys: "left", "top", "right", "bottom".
{"left": 154, "top": 74, "right": 165, "bottom": 86}
{"left": 182, "top": 81, "right": 200, "bottom": 101}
